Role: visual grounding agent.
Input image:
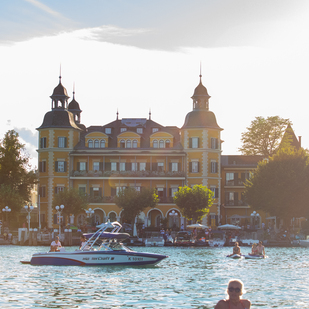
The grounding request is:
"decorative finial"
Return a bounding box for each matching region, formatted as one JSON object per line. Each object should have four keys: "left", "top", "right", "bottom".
{"left": 116, "top": 109, "right": 119, "bottom": 120}
{"left": 73, "top": 82, "right": 75, "bottom": 99}
{"left": 149, "top": 108, "right": 151, "bottom": 120}
{"left": 199, "top": 61, "right": 202, "bottom": 82}
{"left": 59, "top": 64, "right": 62, "bottom": 83}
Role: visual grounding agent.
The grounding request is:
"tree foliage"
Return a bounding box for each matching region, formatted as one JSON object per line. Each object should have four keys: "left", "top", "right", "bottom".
{"left": 245, "top": 148, "right": 309, "bottom": 223}
{"left": 114, "top": 187, "right": 158, "bottom": 226}
{"left": 239, "top": 116, "right": 291, "bottom": 156}
{"left": 52, "top": 188, "right": 88, "bottom": 218}
{"left": 173, "top": 185, "right": 214, "bottom": 223}
{"left": 0, "top": 130, "right": 37, "bottom": 212}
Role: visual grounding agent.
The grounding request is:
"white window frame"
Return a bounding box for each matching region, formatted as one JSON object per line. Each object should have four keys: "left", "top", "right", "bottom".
{"left": 192, "top": 137, "right": 199, "bottom": 149}
{"left": 192, "top": 161, "right": 199, "bottom": 173}
{"left": 171, "top": 162, "right": 178, "bottom": 172}
{"left": 58, "top": 137, "right": 66, "bottom": 148}
{"left": 137, "top": 128, "right": 143, "bottom": 134}
{"left": 105, "top": 128, "right": 111, "bottom": 134}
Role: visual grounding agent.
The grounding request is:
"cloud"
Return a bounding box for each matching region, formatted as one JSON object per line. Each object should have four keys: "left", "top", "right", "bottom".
{"left": 24, "top": 0, "right": 65, "bottom": 19}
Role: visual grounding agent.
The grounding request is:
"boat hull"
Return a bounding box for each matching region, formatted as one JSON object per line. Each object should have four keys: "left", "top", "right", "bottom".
{"left": 29, "top": 250, "right": 167, "bottom": 266}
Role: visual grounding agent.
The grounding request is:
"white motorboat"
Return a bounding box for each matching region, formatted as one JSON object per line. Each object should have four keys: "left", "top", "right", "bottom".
{"left": 21, "top": 221, "right": 168, "bottom": 266}
{"left": 299, "top": 236, "right": 309, "bottom": 247}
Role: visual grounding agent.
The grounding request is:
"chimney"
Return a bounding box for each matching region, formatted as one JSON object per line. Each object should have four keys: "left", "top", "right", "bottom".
{"left": 298, "top": 136, "right": 302, "bottom": 147}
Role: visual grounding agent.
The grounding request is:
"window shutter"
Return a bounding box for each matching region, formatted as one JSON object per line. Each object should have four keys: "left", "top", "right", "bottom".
{"left": 99, "top": 188, "right": 102, "bottom": 197}
{"left": 169, "top": 188, "right": 172, "bottom": 196}
{"left": 64, "top": 137, "right": 67, "bottom": 148}
{"left": 234, "top": 192, "right": 238, "bottom": 205}
{"left": 215, "top": 162, "right": 218, "bottom": 173}
{"left": 54, "top": 214, "right": 58, "bottom": 224}
{"left": 189, "top": 138, "right": 192, "bottom": 148}
{"left": 55, "top": 161, "right": 58, "bottom": 172}
{"left": 197, "top": 137, "right": 199, "bottom": 148}
{"left": 64, "top": 161, "right": 67, "bottom": 172}
{"left": 197, "top": 162, "right": 199, "bottom": 173}
{"left": 39, "top": 162, "right": 42, "bottom": 172}
{"left": 189, "top": 162, "right": 192, "bottom": 172}
{"left": 99, "top": 162, "right": 103, "bottom": 171}
{"left": 125, "top": 162, "right": 131, "bottom": 171}
{"left": 111, "top": 187, "right": 116, "bottom": 196}
{"left": 105, "top": 162, "right": 111, "bottom": 171}
{"left": 225, "top": 192, "right": 229, "bottom": 203}
{"left": 169, "top": 162, "right": 172, "bottom": 171}
{"left": 146, "top": 163, "right": 150, "bottom": 170}
{"left": 77, "top": 162, "right": 80, "bottom": 171}
{"left": 215, "top": 188, "right": 219, "bottom": 198}
{"left": 163, "top": 188, "right": 166, "bottom": 197}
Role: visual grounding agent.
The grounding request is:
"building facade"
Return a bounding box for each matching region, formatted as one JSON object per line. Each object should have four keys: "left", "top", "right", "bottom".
{"left": 37, "top": 74, "right": 222, "bottom": 230}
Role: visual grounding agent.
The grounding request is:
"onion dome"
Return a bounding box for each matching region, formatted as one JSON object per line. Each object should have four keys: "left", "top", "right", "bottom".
{"left": 68, "top": 89, "right": 82, "bottom": 124}
{"left": 191, "top": 74, "right": 211, "bottom": 111}
{"left": 182, "top": 110, "right": 222, "bottom": 130}
{"left": 50, "top": 76, "right": 70, "bottom": 110}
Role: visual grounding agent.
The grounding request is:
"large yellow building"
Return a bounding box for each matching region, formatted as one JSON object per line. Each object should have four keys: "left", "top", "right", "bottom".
{"left": 37, "top": 74, "right": 223, "bottom": 229}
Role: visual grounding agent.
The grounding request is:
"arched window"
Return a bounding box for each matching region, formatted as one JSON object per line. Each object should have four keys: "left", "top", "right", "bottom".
{"left": 165, "top": 140, "right": 170, "bottom": 148}
{"left": 132, "top": 140, "right": 138, "bottom": 148}
{"left": 88, "top": 140, "right": 93, "bottom": 148}
{"left": 120, "top": 140, "right": 125, "bottom": 148}
{"left": 153, "top": 140, "right": 158, "bottom": 148}
{"left": 159, "top": 140, "right": 164, "bottom": 148}
{"left": 94, "top": 139, "right": 99, "bottom": 148}
{"left": 100, "top": 140, "right": 106, "bottom": 148}
{"left": 126, "top": 140, "right": 131, "bottom": 148}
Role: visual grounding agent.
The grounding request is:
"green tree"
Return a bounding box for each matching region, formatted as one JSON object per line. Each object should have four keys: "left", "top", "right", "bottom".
{"left": 239, "top": 116, "right": 291, "bottom": 156}
{"left": 0, "top": 130, "right": 37, "bottom": 212}
{"left": 245, "top": 148, "right": 309, "bottom": 224}
{"left": 173, "top": 185, "right": 214, "bottom": 223}
{"left": 114, "top": 187, "right": 158, "bottom": 229}
{"left": 52, "top": 188, "right": 88, "bottom": 219}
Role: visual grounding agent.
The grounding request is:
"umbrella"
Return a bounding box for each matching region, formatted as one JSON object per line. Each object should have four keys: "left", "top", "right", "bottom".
{"left": 187, "top": 223, "right": 208, "bottom": 229}
{"left": 217, "top": 224, "right": 241, "bottom": 230}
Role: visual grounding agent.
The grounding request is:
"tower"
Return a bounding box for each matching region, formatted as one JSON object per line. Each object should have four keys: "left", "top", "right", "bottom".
{"left": 36, "top": 76, "right": 83, "bottom": 228}
{"left": 181, "top": 72, "right": 223, "bottom": 225}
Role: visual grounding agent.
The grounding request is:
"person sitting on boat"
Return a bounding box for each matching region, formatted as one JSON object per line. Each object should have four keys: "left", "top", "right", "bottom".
{"left": 249, "top": 243, "right": 258, "bottom": 256}
{"left": 227, "top": 242, "right": 241, "bottom": 257}
{"left": 79, "top": 235, "right": 88, "bottom": 250}
{"left": 215, "top": 279, "right": 251, "bottom": 309}
{"left": 257, "top": 241, "right": 265, "bottom": 256}
{"left": 50, "top": 236, "right": 62, "bottom": 252}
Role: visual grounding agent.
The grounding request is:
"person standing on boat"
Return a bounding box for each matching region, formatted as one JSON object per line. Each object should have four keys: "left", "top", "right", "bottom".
{"left": 50, "top": 236, "right": 62, "bottom": 252}
{"left": 256, "top": 241, "right": 265, "bottom": 256}
{"left": 79, "top": 235, "right": 87, "bottom": 249}
{"left": 215, "top": 279, "right": 251, "bottom": 309}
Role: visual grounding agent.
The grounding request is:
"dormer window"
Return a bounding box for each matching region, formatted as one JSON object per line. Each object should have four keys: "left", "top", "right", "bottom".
{"left": 137, "top": 128, "right": 143, "bottom": 134}
{"left": 105, "top": 128, "right": 111, "bottom": 134}
{"left": 120, "top": 128, "right": 127, "bottom": 132}
{"left": 152, "top": 128, "right": 159, "bottom": 133}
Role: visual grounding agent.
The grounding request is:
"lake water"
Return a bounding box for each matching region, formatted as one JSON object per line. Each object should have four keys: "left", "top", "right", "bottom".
{"left": 0, "top": 245, "right": 307, "bottom": 308}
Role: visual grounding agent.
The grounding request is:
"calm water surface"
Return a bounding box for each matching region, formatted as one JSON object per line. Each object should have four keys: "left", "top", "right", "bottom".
{"left": 0, "top": 245, "right": 307, "bottom": 308}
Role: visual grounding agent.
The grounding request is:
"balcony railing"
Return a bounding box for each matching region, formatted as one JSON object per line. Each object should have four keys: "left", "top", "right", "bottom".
{"left": 225, "top": 200, "right": 248, "bottom": 206}
{"left": 225, "top": 179, "right": 246, "bottom": 186}
{"left": 88, "top": 195, "right": 174, "bottom": 204}
{"left": 71, "top": 170, "right": 185, "bottom": 178}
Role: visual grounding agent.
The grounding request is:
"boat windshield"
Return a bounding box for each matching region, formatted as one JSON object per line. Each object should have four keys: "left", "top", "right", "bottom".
{"left": 109, "top": 242, "right": 128, "bottom": 251}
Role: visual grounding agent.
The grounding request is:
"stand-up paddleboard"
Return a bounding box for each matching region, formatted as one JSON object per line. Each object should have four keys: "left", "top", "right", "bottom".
{"left": 226, "top": 254, "right": 243, "bottom": 259}
{"left": 244, "top": 254, "right": 266, "bottom": 259}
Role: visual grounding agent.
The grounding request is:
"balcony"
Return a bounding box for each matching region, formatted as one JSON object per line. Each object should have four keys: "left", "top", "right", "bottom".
{"left": 71, "top": 170, "right": 185, "bottom": 178}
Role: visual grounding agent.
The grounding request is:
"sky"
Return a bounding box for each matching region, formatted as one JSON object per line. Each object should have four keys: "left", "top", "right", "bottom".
{"left": 1, "top": 0, "right": 309, "bottom": 169}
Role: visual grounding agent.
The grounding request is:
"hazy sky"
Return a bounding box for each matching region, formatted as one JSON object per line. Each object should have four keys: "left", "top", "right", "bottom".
{"left": 1, "top": 0, "right": 309, "bottom": 168}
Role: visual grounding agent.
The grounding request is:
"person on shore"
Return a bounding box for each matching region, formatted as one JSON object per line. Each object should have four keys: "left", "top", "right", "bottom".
{"left": 228, "top": 242, "right": 241, "bottom": 257}
{"left": 215, "top": 279, "right": 251, "bottom": 309}
{"left": 257, "top": 241, "right": 265, "bottom": 256}
{"left": 249, "top": 243, "right": 258, "bottom": 256}
{"left": 50, "top": 236, "right": 62, "bottom": 252}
